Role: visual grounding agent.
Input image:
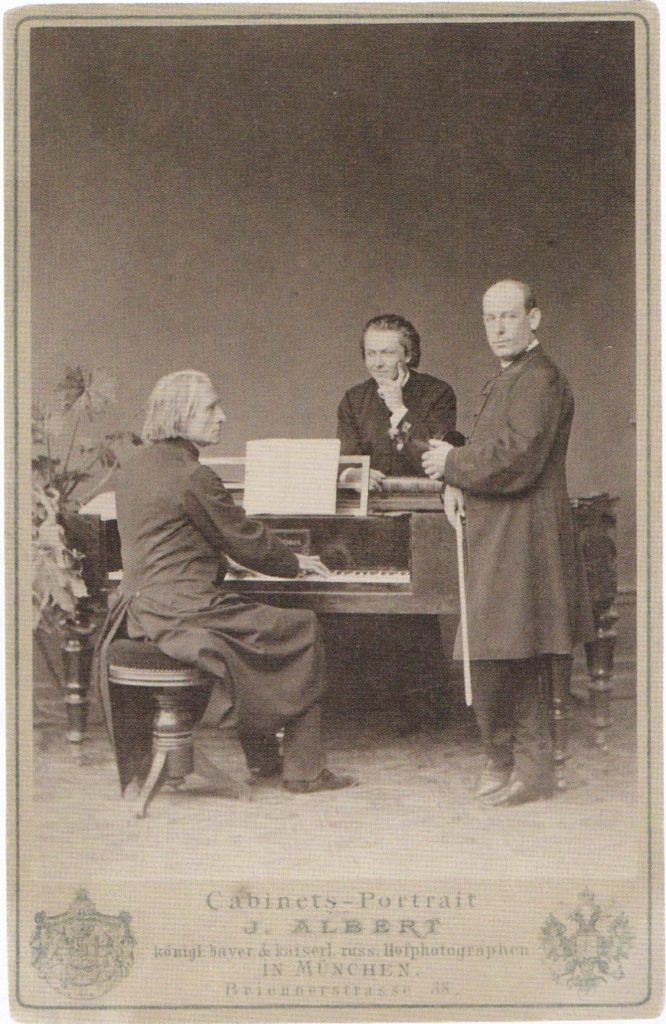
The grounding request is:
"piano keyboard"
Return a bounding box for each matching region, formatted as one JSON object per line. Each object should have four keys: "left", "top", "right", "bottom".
{"left": 108, "top": 568, "right": 410, "bottom": 589}
{"left": 88, "top": 507, "right": 457, "bottom": 613}
{"left": 223, "top": 568, "right": 411, "bottom": 591}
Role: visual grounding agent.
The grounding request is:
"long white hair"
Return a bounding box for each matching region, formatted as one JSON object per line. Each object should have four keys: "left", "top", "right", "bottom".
{"left": 141, "top": 370, "right": 212, "bottom": 444}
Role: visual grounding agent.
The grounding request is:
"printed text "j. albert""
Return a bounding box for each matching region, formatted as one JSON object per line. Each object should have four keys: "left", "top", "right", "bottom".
{"left": 242, "top": 918, "right": 467, "bottom": 939}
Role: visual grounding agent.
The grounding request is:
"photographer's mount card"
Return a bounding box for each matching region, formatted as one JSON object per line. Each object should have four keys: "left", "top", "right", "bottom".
{"left": 6, "top": 3, "right": 662, "bottom": 1021}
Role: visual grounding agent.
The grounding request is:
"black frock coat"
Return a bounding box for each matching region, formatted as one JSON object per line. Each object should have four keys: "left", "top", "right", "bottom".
{"left": 444, "top": 347, "right": 594, "bottom": 660}
{"left": 98, "top": 438, "right": 325, "bottom": 751}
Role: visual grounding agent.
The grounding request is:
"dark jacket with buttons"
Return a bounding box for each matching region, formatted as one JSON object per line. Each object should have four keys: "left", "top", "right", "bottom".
{"left": 337, "top": 371, "right": 456, "bottom": 476}
{"left": 444, "top": 346, "right": 594, "bottom": 659}
{"left": 108, "top": 437, "right": 325, "bottom": 734}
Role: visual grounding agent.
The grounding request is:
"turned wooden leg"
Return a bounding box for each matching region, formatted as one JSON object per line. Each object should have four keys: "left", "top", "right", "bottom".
{"left": 585, "top": 604, "right": 618, "bottom": 752}
{"left": 61, "top": 633, "right": 94, "bottom": 743}
{"left": 133, "top": 749, "right": 168, "bottom": 819}
{"left": 155, "top": 690, "right": 196, "bottom": 787}
{"left": 543, "top": 654, "right": 573, "bottom": 791}
{"left": 130, "top": 689, "right": 194, "bottom": 816}
{"left": 128, "top": 686, "right": 249, "bottom": 815}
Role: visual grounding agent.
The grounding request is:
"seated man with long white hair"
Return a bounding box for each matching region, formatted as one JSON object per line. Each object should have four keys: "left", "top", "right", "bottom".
{"left": 98, "top": 369, "right": 357, "bottom": 794}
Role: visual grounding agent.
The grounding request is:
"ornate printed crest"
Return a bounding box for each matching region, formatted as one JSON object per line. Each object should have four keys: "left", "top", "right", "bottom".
{"left": 540, "top": 887, "right": 634, "bottom": 991}
{"left": 30, "top": 889, "right": 136, "bottom": 999}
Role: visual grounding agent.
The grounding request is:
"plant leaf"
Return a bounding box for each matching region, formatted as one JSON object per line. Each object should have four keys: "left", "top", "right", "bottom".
{"left": 57, "top": 366, "right": 88, "bottom": 412}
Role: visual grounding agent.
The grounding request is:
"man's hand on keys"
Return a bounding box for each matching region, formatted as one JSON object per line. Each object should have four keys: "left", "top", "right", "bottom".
{"left": 296, "top": 554, "right": 331, "bottom": 578}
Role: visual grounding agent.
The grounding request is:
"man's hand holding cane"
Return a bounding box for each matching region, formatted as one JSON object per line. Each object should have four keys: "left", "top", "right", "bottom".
{"left": 443, "top": 484, "right": 466, "bottom": 529}
{"left": 448, "top": 487, "right": 472, "bottom": 708}
{"left": 422, "top": 440, "right": 473, "bottom": 707}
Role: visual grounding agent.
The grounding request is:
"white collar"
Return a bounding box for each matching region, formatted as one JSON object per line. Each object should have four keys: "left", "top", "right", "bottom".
{"left": 499, "top": 338, "right": 539, "bottom": 369}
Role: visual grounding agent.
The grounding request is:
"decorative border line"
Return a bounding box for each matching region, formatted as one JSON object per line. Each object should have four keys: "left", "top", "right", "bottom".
{"left": 10, "top": 4, "right": 655, "bottom": 1012}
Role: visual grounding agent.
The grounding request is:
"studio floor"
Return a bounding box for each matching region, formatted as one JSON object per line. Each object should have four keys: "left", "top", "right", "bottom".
{"left": 31, "top": 655, "right": 639, "bottom": 883}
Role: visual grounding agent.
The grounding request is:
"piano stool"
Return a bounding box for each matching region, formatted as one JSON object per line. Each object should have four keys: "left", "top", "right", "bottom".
{"left": 107, "top": 639, "right": 250, "bottom": 817}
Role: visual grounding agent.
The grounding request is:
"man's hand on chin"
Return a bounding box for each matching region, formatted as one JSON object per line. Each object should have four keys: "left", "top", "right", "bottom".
{"left": 376, "top": 377, "right": 404, "bottom": 413}
{"left": 421, "top": 439, "right": 453, "bottom": 479}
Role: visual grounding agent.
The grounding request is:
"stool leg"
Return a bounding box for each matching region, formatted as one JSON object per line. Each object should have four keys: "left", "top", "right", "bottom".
{"left": 132, "top": 748, "right": 168, "bottom": 819}
{"left": 132, "top": 688, "right": 191, "bottom": 817}
{"left": 193, "top": 748, "right": 250, "bottom": 800}
{"left": 119, "top": 683, "right": 249, "bottom": 814}
{"left": 157, "top": 691, "right": 195, "bottom": 785}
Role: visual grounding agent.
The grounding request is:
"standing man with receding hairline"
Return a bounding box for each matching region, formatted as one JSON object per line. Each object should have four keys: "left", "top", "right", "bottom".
{"left": 423, "top": 280, "right": 593, "bottom": 806}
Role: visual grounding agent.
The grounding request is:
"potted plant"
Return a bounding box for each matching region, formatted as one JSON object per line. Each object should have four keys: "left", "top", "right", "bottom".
{"left": 32, "top": 367, "right": 140, "bottom": 741}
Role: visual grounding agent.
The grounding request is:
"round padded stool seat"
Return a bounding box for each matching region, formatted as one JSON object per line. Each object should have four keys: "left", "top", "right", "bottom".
{"left": 105, "top": 639, "right": 245, "bottom": 814}
{"left": 107, "top": 639, "right": 205, "bottom": 688}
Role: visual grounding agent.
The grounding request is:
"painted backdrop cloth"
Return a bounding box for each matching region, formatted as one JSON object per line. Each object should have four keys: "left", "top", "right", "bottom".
{"left": 337, "top": 371, "right": 456, "bottom": 476}
{"left": 443, "top": 346, "right": 594, "bottom": 660}
{"left": 98, "top": 437, "right": 325, "bottom": 738}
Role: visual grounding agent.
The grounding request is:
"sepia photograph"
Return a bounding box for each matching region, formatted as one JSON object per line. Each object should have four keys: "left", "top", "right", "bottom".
{"left": 6, "top": 2, "right": 661, "bottom": 1019}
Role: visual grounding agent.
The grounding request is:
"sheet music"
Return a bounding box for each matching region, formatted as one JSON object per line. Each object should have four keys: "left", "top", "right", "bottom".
{"left": 242, "top": 438, "right": 341, "bottom": 515}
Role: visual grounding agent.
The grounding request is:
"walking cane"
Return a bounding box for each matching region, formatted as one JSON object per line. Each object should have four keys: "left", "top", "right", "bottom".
{"left": 454, "top": 508, "right": 473, "bottom": 707}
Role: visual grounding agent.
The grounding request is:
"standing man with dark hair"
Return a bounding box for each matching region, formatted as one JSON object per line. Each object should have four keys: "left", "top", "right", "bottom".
{"left": 423, "top": 280, "right": 593, "bottom": 805}
{"left": 335, "top": 314, "right": 457, "bottom": 733}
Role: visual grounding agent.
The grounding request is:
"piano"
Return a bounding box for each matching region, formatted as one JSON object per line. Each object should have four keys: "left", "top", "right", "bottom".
{"left": 75, "top": 475, "right": 459, "bottom": 617}
{"left": 71, "top": 469, "right": 620, "bottom": 779}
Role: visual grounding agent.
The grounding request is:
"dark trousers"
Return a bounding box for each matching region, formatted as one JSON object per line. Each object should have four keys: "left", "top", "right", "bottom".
{"left": 472, "top": 657, "right": 560, "bottom": 792}
{"left": 239, "top": 703, "right": 325, "bottom": 783}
